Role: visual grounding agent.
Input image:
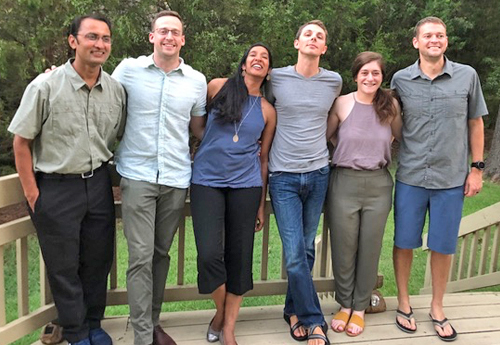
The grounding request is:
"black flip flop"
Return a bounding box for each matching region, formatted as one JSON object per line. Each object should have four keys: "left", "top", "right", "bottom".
{"left": 283, "top": 314, "right": 308, "bottom": 342}
{"left": 429, "top": 314, "right": 458, "bottom": 342}
{"left": 395, "top": 307, "right": 417, "bottom": 333}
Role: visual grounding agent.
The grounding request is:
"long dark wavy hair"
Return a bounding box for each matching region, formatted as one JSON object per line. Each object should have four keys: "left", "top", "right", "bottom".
{"left": 208, "top": 43, "right": 273, "bottom": 123}
{"left": 352, "top": 51, "right": 397, "bottom": 123}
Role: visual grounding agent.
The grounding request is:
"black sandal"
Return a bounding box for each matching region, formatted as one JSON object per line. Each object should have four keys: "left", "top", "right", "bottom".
{"left": 395, "top": 307, "right": 417, "bottom": 333}
{"left": 429, "top": 314, "right": 458, "bottom": 342}
{"left": 308, "top": 325, "right": 330, "bottom": 345}
{"left": 283, "top": 313, "right": 308, "bottom": 342}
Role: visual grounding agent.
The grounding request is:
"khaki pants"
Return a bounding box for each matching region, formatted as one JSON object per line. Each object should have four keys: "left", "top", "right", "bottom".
{"left": 120, "top": 177, "right": 187, "bottom": 345}
{"left": 326, "top": 167, "right": 393, "bottom": 311}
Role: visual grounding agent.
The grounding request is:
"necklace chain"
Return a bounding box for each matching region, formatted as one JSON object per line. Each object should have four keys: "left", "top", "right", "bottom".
{"left": 233, "top": 96, "right": 259, "bottom": 143}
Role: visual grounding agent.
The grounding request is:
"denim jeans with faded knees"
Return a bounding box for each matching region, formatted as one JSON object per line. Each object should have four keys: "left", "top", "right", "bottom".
{"left": 269, "top": 166, "right": 330, "bottom": 329}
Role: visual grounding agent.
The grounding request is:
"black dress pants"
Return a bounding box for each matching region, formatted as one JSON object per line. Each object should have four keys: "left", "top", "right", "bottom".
{"left": 29, "top": 166, "right": 115, "bottom": 343}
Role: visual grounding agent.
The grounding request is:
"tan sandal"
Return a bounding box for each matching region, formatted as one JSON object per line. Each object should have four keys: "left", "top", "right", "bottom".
{"left": 331, "top": 310, "right": 350, "bottom": 333}
{"left": 346, "top": 314, "right": 365, "bottom": 337}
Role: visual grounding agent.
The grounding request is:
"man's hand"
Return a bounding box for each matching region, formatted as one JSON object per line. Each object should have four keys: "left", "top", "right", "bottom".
{"left": 255, "top": 205, "right": 265, "bottom": 232}
{"left": 464, "top": 169, "right": 483, "bottom": 197}
{"left": 26, "top": 188, "right": 40, "bottom": 212}
{"left": 44, "top": 65, "right": 57, "bottom": 73}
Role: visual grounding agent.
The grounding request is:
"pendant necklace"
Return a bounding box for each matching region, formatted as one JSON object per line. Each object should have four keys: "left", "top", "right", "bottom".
{"left": 233, "top": 96, "right": 259, "bottom": 143}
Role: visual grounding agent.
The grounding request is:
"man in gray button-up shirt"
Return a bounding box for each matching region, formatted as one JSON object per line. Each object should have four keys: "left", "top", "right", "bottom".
{"left": 391, "top": 16, "right": 487, "bottom": 342}
{"left": 9, "top": 14, "right": 126, "bottom": 345}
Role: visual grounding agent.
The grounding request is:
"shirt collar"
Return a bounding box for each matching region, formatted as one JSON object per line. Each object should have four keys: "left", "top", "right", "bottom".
{"left": 143, "top": 54, "right": 186, "bottom": 75}
{"left": 64, "top": 59, "right": 104, "bottom": 91}
{"left": 410, "top": 55, "right": 453, "bottom": 80}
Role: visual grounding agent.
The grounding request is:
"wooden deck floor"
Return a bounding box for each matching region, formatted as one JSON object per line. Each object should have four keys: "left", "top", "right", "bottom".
{"left": 32, "top": 292, "right": 500, "bottom": 345}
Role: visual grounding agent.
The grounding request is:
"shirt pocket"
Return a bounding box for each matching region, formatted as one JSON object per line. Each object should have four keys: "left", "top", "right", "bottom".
{"left": 97, "top": 103, "right": 122, "bottom": 138}
{"left": 444, "top": 90, "right": 468, "bottom": 118}
{"left": 399, "top": 92, "right": 424, "bottom": 118}
{"left": 50, "top": 101, "right": 86, "bottom": 138}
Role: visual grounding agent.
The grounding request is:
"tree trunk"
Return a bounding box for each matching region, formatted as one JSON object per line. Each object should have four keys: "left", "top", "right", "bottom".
{"left": 485, "top": 106, "right": 500, "bottom": 182}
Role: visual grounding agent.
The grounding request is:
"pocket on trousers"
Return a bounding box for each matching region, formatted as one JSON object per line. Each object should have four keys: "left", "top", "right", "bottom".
{"left": 269, "top": 171, "right": 283, "bottom": 178}
{"left": 318, "top": 166, "right": 330, "bottom": 175}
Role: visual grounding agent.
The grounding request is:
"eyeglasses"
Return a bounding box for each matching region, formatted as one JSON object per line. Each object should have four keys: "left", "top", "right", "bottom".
{"left": 77, "top": 33, "right": 112, "bottom": 44}
{"left": 154, "top": 28, "right": 182, "bottom": 37}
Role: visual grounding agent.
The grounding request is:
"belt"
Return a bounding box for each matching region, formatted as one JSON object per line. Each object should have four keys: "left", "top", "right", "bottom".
{"left": 37, "top": 164, "right": 106, "bottom": 179}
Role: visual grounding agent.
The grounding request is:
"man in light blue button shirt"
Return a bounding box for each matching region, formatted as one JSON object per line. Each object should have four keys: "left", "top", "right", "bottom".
{"left": 112, "top": 10, "right": 206, "bottom": 345}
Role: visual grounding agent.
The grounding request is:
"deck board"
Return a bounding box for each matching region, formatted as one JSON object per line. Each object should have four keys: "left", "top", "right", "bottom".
{"left": 30, "top": 292, "right": 500, "bottom": 345}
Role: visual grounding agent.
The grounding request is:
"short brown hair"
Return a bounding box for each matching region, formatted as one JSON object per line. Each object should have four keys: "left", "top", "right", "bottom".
{"left": 151, "top": 10, "right": 184, "bottom": 33}
{"left": 295, "top": 20, "right": 328, "bottom": 41}
{"left": 414, "top": 16, "right": 446, "bottom": 37}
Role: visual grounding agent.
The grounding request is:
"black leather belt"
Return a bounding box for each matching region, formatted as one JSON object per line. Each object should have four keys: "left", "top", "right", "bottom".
{"left": 37, "top": 164, "right": 106, "bottom": 179}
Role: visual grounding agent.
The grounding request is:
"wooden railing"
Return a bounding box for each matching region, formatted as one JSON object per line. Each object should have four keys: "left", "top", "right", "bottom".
{"left": 0, "top": 170, "right": 342, "bottom": 345}
{"left": 420, "top": 202, "right": 500, "bottom": 294}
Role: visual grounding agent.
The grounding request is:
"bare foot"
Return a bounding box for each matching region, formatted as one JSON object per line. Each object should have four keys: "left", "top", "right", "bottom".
{"left": 221, "top": 328, "right": 238, "bottom": 345}
{"left": 396, "top": 303, "right": 416, "bottom": 331}
{"left": 212, "top": 311, "right": 224, "bottom": 332}
{"left": 331, "top": 307, "right": 351, "bottom": 332}
{"left": 307, "top": 326, "right": 328, "bottom": 345}
{"left": 430, "top": 308, "right": 455, "bottom": 338}
{"left": 289, "top": 315, "right": 307, "bottom": 338}
{"left": 346, "top": 310, "right": 365, "bottom": 336}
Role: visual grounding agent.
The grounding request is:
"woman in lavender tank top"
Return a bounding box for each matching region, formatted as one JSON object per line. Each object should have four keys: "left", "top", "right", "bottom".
{"left": 190, "top": 43, "right": 276, "bottom": 345}
{"left": 325, "top": 52, "right": 402, "bottom": 337}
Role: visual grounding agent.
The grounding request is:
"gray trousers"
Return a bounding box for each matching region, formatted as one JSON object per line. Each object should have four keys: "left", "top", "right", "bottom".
{"left": 326, "top": 167, "right": 393, "bottom": 311}
{"left": 120, "top": 177, "right": 187, "bottom": 345}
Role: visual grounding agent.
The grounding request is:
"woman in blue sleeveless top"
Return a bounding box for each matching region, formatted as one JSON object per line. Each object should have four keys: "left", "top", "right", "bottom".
{"left": 191, "top": 43, "right": 276, "bottom": 345}
{"left": 326, "top": 52, "right": 402, "bottom": 337}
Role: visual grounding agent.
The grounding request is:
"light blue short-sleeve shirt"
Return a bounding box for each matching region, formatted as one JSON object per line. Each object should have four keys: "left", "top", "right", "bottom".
{"left": 112, "top": 55, "right": 207, "bottom": 188}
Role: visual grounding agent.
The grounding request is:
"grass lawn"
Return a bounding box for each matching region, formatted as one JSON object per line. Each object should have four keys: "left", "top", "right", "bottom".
{"left": 3, "top": 179, "right": 500, "bottom": 345}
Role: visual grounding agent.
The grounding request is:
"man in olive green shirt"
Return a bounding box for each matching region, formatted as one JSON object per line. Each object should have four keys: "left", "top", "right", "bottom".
{"left": 8, "top": 14, "right": 125, "bottom": 345}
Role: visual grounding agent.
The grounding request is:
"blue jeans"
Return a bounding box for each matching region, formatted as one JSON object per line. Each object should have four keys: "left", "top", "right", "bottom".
{"left": 269, "top": 166, "right": 329, "bottom": 328}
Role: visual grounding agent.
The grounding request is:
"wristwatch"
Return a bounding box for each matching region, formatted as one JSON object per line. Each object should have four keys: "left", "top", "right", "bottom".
{"left": 471, "top": 161, "right": 485, "bottom": 171}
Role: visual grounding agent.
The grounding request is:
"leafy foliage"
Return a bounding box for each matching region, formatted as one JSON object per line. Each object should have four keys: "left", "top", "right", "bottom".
{"left": 1, "top": 0, "right": 500, "bottom": 172}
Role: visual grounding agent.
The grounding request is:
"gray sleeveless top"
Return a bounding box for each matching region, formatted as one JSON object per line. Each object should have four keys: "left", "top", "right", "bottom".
{"left": 332, "top": 95, "right": 392, "bottom": 170}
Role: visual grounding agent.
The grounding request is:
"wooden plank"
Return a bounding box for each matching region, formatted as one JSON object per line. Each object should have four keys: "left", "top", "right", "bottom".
{"left": 0, "top": 304, "right": 56, "bottom": 345}
{"left": 423, "top": 251, "right": 432, "bottom": 288}
{"left": 0, "top": 246, "right": 5, "bottom": 326}
{"left": 448, "top": 253, "right": 457, "bottom": 282}
{"left": 478, "top": 226, "right": 491, "bottom": 276}
{"left": 16, "top": 237, "right": 29, "bottom": 317}
{"left": 467, "top": 230, "right": 479, "bottom": 278}
{"left": 106, "top": 277, "right": 336, "bottom": 305}
{"left": 457, "top": 202, "right": 500, "bottom": 237}
{"left": 0, "top": 217, "right": 35, "bottom": 246}
{"left": 260, "top": 213, "right": 270, "bottom": 280}
{"left": 457, "top": 234, "right": 469, "bottom": 280}
{"left": 440, "top": 271, "right": 500, "bottom": 293}
{"left": 280, "top": 247, "right": 286, "bottom": 280}
{"left": 0, "top": 174, "right": 25, "bottom": 209}
{"left": 114, "top": 201, "right": 122, "bottom": 219}
{"left": 177, "top": 219, "right": 185, "bottom": 285}
{"left": 490, "top": 224, "right": 499, "bottom": 273}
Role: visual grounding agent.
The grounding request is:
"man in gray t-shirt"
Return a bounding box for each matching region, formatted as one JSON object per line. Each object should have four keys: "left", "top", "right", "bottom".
{"left": 391, "top": 17, "right": 487, "bottom": 342}
{"left": 267, "top": 19, "right": 342, "bottom": 345}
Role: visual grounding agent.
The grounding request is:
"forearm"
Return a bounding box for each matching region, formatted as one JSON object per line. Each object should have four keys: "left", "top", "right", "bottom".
{"left": 468, "top": 117, "right": 484, "bottom": 162}
{"left": 259, "top": 158, "right": 269, "bottom": 210}
{"left": 13, "top": 135, "right": 38, "bottom": 202}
